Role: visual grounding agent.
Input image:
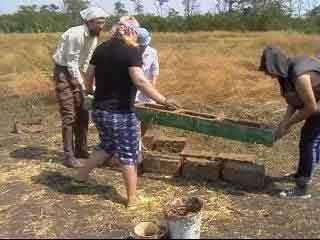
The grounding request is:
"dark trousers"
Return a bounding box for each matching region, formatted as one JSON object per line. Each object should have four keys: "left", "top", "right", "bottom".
{"left": 297, "top": 114, "right": 320, "bottom": 185}
{"left": 53, "top": 65, "right": 89, "bottom": 159}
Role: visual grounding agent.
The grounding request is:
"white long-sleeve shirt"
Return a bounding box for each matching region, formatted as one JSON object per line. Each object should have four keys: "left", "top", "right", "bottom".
{"left": 53, "top": 25, "right": 98, "bottom": 85}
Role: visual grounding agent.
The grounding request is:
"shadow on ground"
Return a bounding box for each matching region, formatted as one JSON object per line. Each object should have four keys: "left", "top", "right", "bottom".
{"left": 142, "top": 173, "right": 287, "bottom": 197}
{"left": 31, "top": 170, "right": 125, "bottom": 205}
{"left": 10, "top": 146, "right": 64, "bottom": 163}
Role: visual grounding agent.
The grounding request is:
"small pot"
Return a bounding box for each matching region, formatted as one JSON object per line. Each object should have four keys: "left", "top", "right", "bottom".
{"left": 131, "top": 221, "right": 168, "bottom": 239}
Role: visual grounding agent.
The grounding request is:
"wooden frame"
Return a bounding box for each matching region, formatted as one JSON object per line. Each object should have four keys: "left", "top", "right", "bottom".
{"left": 135, "top": 103, "right": 275, "bottom": 146}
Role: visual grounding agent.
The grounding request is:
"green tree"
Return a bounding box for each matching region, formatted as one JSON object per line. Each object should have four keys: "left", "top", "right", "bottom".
{"left": 308, "top": 4, "right": 320, "bottom": 16}
{"left": 154, "top": 0, "right": 169, "bottom": 16}
{"left": 182, "top": 0, "right": 200, "bottom": 17}
{"left": 114, "top": 1, "right": 128, "bottom": 16}
{"left": 40, "top": 4, "right": 60, "bottom": 12}
{"left": 168, "top": 8, "right": 179, "bottom": 17}
{"left": 130, "top": 0, "right": 144, "bottom": 15}
{"left": 63, "top": 0, "right": 89, "bottom": 25}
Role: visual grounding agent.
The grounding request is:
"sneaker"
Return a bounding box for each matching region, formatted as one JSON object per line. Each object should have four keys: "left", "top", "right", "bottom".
{"left": 279, "top": 186, "right": 311, "bottom": 199}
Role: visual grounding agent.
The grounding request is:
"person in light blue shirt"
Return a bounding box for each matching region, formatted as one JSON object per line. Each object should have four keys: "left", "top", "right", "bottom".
{"left": 135, "top": 28, "right": 160, "bottom": 173}
{"left": 136, "top": 28, "right": 160, "bottom": 104}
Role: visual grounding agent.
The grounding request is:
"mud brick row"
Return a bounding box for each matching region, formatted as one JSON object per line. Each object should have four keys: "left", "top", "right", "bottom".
{"left": 216, "top": 153, "right": 265, "bottom": 188}
{"left": 105, "top": 134, "right": 265, "bottom": 189}
{"left": 142, "top": 127, "right": 161, "bottom": 149}
{"left": 222, "top": 160, "right": 265, "bottom": 189}
{"left": 142, "top": 152, "right": 182, "bottom": 176}
{"left": 151, "top": 137, "right": 187, "bottom": 153}
{"left": 182, "top": 157, "right": 222, "bottom": 181}
{"left": 142, "top": 127, "right": 186, "bottom": 152}
{"left": 181, "top": 149, "right": 265, "bottom": 189}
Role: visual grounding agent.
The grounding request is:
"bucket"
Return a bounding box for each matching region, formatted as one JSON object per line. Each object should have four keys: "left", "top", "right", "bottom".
{"left": 164, "top": 197, "right": 203, "bottom": 239}
{"left": 132, "top": 221, "right": 168, "bottom": 239}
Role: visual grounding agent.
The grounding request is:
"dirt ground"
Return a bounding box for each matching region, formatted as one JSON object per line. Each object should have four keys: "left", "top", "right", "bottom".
{"left": 1, "top": 100, "right": 320, "bottom": 239}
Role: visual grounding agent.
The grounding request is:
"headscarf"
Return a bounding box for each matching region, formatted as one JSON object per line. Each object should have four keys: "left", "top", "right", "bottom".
{"left": 119, "top": 16, "right": 140, "bottom": 33}
{"left": 80, "top": 7, "right": 108, "bottom": 21}
{"left": 110, "top": 16, "right": 141, "bottom": 47}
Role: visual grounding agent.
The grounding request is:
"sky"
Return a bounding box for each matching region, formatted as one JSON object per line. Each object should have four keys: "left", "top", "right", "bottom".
{"left": 0, "top": 0, "right": 217, "bottom": 15}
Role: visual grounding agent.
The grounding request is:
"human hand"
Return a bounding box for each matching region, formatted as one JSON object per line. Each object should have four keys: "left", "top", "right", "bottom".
{"left": 216, "top": 112, "right": 225, "bottom": 121}
{"left": 163, "top": 98, "right": 181, "bottom": 110}
{"left": 274, "top": 122, "right": 290, "bottom": 141}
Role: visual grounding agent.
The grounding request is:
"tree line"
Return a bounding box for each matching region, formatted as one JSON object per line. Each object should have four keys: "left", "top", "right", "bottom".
{"left": 1, "top": 0, "right": 320, "bottom": 33}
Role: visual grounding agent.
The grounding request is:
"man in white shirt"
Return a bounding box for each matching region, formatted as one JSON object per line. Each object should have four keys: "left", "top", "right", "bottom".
{"left": 53, "top": 7, "right": 107, "bottom": 168}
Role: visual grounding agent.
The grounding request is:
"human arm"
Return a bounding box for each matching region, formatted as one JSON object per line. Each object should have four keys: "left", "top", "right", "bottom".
{"left": 129, "top": 67, "right": 179, "bottom": 108}
{"left": 65, "top": 34, "right": 86, "bottom": 90}
{"left": 274, "top": 104, "right": 296, "bottom": 140}
{"left": 286, "top": 74, "right": 317, "bottom": 126}
{"left": 84, "top": 64, "right": 95, "bottom": 94}
{"left": 275, "top": 74, "right": 318, "bottom": 140}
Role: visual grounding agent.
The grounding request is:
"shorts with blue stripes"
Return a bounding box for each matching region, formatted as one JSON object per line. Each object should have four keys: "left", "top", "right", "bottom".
{"left": 92, "top": 109, "right": 139, "bottom": 166}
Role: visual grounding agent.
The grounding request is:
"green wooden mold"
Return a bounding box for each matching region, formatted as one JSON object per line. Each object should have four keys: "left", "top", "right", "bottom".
{"left": 135, "top": 103, "right": 275, "bottom": 147}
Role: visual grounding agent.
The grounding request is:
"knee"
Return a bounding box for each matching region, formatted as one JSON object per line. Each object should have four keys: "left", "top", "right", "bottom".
{"left": 62, "top": 114, "right": 76, "bottom": 126}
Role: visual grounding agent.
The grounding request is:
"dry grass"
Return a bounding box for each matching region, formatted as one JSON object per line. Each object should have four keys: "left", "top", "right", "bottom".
{"left": 1, "top": 31, "right": 319, "bottom": 105}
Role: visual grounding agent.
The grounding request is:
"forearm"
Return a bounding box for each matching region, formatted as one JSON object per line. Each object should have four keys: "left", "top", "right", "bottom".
{"left": 279, "top": 105, "right": 296, "bottom": 126}
{"left": 84, "top": 65, "right": 95, "bottom": 93}
{"left": 287, "top": 108, "right": 316, "bottom": 128}
{"left": 287, "top": 74, "right": 318, "bottom": 127}
{"left": 151, "top": 75, "right": 158, "bottom": 86}
{"left": 130, "top": 67, "right": 166, "bottom": 104}
{"left": 136, "top": 81, "right": 166, "bottom": 104}
{"left": 65, "top": 36, "right": 84, "bottom": 90}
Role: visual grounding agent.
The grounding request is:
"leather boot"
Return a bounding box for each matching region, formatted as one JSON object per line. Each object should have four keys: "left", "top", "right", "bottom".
{"left": 75, "top": 109, "right": 89, "bottom": 159}
{"left": 75, "top": 127, "right": 89, "bottom": 158}
{"left": 62, "top": 126, "right": 81, "bottom": 168}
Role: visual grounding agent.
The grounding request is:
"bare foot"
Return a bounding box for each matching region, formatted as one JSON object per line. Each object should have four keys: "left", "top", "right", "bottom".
{"left": 127, "top": 196, "right": 140, "bottom": 208}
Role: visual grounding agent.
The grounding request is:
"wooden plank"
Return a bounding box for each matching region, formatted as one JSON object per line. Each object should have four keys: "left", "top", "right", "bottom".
{"left": 135, "top": 103, "right": 275, "bottom": 146}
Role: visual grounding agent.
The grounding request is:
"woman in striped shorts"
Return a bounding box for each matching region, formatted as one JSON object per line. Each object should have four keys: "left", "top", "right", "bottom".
{"left": 75, "top": 17, "right": 179, "bottom": 207}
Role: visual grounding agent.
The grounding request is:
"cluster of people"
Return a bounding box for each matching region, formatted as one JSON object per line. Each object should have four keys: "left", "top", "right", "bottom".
{"left": 53, "top": 7, "right": 177, "bottom": 207}
{"left": 53, "top": 6, "right": 320, "bottom": 206}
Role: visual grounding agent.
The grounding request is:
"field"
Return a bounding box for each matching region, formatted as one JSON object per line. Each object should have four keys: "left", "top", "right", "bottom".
{"left": 1, "top": 31, "right": 320, "bottom": 238}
